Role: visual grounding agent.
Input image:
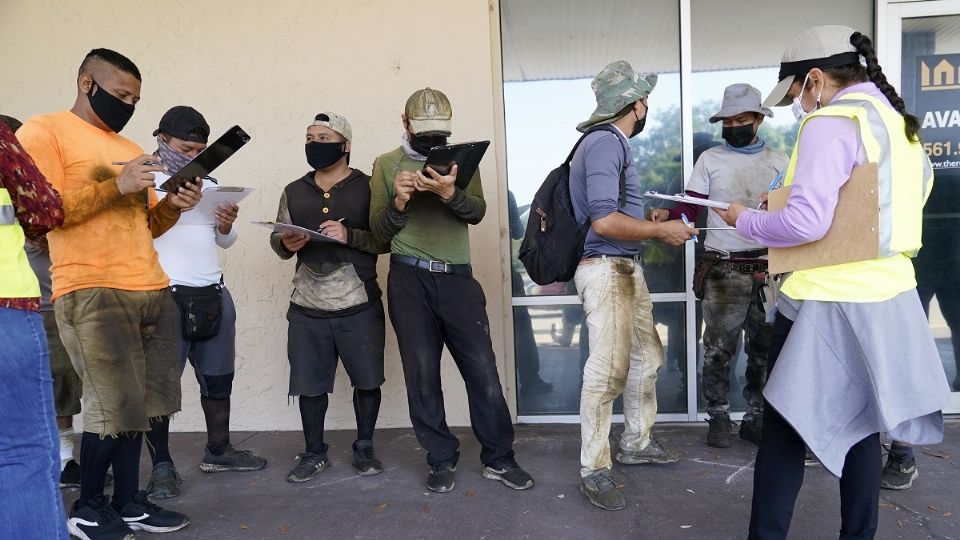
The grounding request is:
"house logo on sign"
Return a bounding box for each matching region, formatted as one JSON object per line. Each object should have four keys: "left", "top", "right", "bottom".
{"left": 920, "top": 57, "right": 960, "bottom": 91}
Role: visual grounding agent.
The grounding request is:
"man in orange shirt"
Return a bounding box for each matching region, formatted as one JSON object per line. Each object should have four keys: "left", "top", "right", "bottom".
{"left": 17, "top": 48, "right": 200, "bottom": 540}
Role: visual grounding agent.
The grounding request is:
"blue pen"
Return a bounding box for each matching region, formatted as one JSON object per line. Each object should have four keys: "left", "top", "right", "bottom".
{"left": 768, "top": 170, "right": 784, "bottom": 191}
{"left": 681, "top": 214, "right": 698, "bottom": 243}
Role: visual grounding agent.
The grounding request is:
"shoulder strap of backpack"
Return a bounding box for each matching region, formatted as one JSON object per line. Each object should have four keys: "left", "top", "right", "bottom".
{"left": 565, "top": 125, "right": 631, "bottom": 208}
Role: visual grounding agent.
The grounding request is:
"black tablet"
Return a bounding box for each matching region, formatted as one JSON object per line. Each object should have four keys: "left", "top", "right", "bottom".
{"left": 421, "top": 140, "right": 490, "bottom": 189}
{"left": 159, "top": 125, "right": 251, "bottom": 192}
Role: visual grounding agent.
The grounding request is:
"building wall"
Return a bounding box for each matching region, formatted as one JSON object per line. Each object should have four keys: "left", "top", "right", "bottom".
{"left": 0, "top": 0, "right": 514, "bottom": 431}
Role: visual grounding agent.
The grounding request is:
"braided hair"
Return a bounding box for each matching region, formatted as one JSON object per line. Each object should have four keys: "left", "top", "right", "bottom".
{"left": 845, "top": 32, "right": 921, "bottom": 142}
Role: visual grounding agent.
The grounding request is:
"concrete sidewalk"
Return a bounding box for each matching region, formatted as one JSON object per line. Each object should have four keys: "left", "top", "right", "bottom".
{"left": 63, "top": 421, "right": 959, "bottom": 539}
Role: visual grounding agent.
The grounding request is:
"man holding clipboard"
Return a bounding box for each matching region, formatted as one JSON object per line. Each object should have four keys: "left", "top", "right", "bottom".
{"left": 147, "top": 107, "right": 266, "bottom": 500}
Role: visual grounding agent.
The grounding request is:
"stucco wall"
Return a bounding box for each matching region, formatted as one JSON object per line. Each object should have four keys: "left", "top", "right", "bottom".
{"left": 0, "top": 0, "right": 514, "bottom": 432}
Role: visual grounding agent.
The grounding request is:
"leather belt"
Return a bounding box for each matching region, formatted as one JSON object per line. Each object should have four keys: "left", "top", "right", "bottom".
{"left": 717, "top": 260, "right": 768, "bottom": 274}
{"left": 391, "top": 254, "right": 472, "bottom": 276}
{"left": 727, "top": 248, "right": 768, "bottom": 259}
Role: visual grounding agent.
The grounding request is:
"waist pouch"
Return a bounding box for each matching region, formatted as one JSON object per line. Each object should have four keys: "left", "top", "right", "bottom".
{"left": 692, "top": 251, "right": 721, "bottom": 300}
{"left": 170, "top": 283, "right": 222, "bottom": 341}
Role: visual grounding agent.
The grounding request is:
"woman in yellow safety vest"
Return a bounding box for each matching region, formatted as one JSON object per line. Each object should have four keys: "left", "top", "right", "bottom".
{"left": 717, "top": 26, "right": 953, "bottom": 540}
{"left": 0, "top": 116, "right": 67, "bottom": 539}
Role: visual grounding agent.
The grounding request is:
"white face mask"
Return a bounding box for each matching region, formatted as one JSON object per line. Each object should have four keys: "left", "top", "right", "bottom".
{"left": 791, "top": 72, "right": 822, "bottom": 122}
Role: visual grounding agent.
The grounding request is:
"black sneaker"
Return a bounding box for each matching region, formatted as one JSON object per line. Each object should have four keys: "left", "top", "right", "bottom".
{"left": 60, "top": 459, "right": 82, "bottom": 488}
{"left": 200, "top": 445, "right": 267, "bottom": 473}
{"left": 706, "top": 415, "right": 733, "bottom": 448}
{"left": 116, "top": 490, "right": 190, "bottom": 533}
{"left": 67, "top": 495, "right": 135, "bottom": 540}
{"left": 352, "top": 440, "right": 383, "bottom": 476}
{"left": 738, "top": 418, "right": 762, "bottom": 445}
{"left": 880, "top": 451, "right": 918, "bottom": 490}
{"left": 287, "top": 452, "right": 330, "bottom": 483}
{"left": 580, "top": 470, "right": 625, "bottom": 511}
{"left": 616, "top": 437, "right": 681, "bottom": 464}
{"left": 426, "top": 461, "right": 456, "bottom": 493}
{"left": 482, "top": 457, "right": 534, "bottom": 490}
{"left": 146, "top": 462, "right": 182, "bottom": 499}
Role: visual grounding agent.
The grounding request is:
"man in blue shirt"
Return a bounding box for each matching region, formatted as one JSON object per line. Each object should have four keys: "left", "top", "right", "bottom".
{"left": 569, "top": 61, "right": 695, "bottom": 511}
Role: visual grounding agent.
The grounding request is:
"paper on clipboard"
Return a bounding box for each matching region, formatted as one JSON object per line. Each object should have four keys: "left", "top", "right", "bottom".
{"left": 195, "top": 187, "right": 253, "bottom": 216}
{"left": 251, "top": 221, "right": 345, "bottom": 244}
{"left": 643, "top": 191, "right": 731, "bottom": 210}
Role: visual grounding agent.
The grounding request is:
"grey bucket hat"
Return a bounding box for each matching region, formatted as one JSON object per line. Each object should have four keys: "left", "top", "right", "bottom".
{"left": 763, "top": 25, "right": 861, "bottom": 108}
{"left": 709, "top": 84, "right": 773, "bottom": 123}
{"left": 577, "top": 60, "right": 657, "bottom": 133}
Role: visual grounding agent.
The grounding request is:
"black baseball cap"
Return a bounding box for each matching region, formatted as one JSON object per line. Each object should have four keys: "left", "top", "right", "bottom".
{"left": 153, "top": 106, "right": 210, "bottom": 143}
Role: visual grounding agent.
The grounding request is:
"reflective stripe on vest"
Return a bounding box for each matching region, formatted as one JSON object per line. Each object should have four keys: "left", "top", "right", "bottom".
{"left": 783, "top": 92, "right": 933, "bottom": 259}
{"left": 0, "top": 187, "right": 42, "bottom": 300}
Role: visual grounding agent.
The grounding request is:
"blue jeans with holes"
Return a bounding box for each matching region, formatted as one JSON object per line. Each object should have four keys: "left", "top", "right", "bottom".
{"left": 0, "top": 307, "right": 68, "bottom": 539}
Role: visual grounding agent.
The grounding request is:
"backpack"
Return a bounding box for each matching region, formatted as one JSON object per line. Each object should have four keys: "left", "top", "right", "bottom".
{"left": 519, "top": 125, "right": 629, "bottom": 285}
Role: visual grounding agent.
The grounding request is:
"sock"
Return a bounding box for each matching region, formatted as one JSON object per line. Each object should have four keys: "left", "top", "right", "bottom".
{"left": 59, "top": 427, "right": 75, "bottom": 470}
{"left": 353, "top": 388, "right": 381, "bottom": 443}
{"left": 110, "top": 432, "right": 143, "bottom": 510}
{"left": 299, "top": 394, "right": 329, "bottom": 455}
{"left": 201, "top": 395, "right": 232, "bottom": 456}
{"left": 890, "top": 441, "right": 914, "bottom": 461}
{"left": 78, "top": 432, "right": 119, "bottom": 508}
{"left": 145, "top": 416, "right": 173, "bottom": 466}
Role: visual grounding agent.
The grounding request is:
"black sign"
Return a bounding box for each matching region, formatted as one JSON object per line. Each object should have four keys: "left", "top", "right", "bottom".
{"left": 916, "top": 53, "right": 960, "bottom": 170}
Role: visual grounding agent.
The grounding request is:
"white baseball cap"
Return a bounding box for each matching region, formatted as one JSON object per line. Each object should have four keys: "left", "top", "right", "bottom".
{"left": 763, "top": 25, "right": 861, "bottom": 108}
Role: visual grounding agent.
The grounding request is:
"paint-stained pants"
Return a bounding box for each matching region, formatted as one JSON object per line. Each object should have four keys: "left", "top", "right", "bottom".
{"left": 701, "top": 265, "right": 771, "bottom": 421}
{"left": 575, "top": 257, "right": 663, "bottom": 476}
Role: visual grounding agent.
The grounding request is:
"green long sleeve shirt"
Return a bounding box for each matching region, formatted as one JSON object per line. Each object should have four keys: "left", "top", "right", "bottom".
{"left": 369, "top": 146, "right": 486, "bottom": 264}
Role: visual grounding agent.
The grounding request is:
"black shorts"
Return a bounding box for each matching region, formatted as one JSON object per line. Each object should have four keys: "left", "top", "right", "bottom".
{"left": 286, "top": 299, "right": 385, "bottom": 396}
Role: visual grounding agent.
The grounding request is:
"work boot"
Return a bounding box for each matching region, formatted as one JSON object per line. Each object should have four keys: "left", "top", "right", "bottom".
{"left": 146, "top": 462, "right": 181, "bottom": 499}
{"left": 738, "top": 417, "right": 762, "bottom": 445}
{"left": 880, "top": 451, "right": 918, "bottom": 490}
{"left": 706, "top": 415, "right": 733, "bottom": 448}
{"left": 580, "top": 470, "right": 625, "bottom": 511}
{"left": 616, "top": 437, "right": 681, "bottom": 464}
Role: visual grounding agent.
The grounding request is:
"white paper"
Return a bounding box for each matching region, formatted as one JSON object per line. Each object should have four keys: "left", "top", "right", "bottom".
{"left": 195, "top": 186, "right": 254, "bottom": 216}
{"left": 251, "top": 221, "right": 345, "bottom": 244}
{"left": 644, "top": 191, "right": 731, "bottom": 210}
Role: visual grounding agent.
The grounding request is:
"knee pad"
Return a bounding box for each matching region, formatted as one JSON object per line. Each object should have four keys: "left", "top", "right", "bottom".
{"left": 202, "top": 373, "right": 234, "bottom": 399}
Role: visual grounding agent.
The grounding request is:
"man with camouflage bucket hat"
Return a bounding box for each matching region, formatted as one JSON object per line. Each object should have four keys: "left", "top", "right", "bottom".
{"left": 570, "top": 61, "right": 696, "bottom": 511}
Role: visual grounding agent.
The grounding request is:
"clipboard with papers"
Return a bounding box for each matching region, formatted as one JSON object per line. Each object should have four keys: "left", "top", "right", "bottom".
{"left": 194, "top": 186, "right": 253, "bottom": 216}
{"left": 420, "top": 141, "right": 490, "bottom": 189}
{"left": 251, "top": 221, "right": 345, "bottom": 244}
{"left": 643, "top": 191, "right": 732, "bottom": 210}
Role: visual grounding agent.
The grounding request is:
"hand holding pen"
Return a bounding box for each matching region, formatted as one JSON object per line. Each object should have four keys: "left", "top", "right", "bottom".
{"left": 317, "top": 217, "right": 348, "bottom": 243}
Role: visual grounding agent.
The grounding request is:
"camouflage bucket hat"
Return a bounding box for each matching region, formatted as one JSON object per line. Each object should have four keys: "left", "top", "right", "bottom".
{"left": 577, "top": 61, "right": 657, "bottom": 133}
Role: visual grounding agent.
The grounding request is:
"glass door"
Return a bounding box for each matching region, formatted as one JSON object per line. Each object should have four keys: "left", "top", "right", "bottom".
{"left": 884, "top": 0, "right": 960, "bottom": 412}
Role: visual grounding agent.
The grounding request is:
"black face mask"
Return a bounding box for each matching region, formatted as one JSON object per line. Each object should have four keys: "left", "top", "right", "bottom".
{"left": 87, "top": 80, "right": 135, "bottom": 133}
{"left": 630, "top": 107, "right": 647, "bottom": 138}
{"left": 305, "top": 142, "right": 347, "bottom": 170}
{"left": 722, "top": 124, "right": 756, "bottom": 148}
{"left": 410, "top": 133, "right": 447, "bottom": 157}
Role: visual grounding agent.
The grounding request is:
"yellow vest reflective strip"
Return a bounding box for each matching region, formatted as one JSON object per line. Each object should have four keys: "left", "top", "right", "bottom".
{"left": 780, "top": 93, "right": 931, "bottom": 302}
{"left": 0, "top": 187, "right": 41, "bottom": 300}
{"left": 784, "top": 93, "right": 932, "bottom": 258}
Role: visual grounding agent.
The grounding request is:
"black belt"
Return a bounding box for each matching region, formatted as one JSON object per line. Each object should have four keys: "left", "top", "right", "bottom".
{"left": 391, "top": 255, "right": 472, "bottom": 276}
{"left": 718, "top": 260, "right": 768, "bottom": 273}
{"left": 727, "top": 249, "right": 768, "bottom": 259}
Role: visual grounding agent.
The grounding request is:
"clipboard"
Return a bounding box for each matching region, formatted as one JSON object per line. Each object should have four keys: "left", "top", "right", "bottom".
{"left": 194, "top": 186, "right": 254, "bottom": 216}
{"left": 421, "top": 140, "right": 490, "bottom": 189}
{"left": 159, "top": 126, "right": 251, "bottom": 192}
{"left": 251, "top": 221, "right": 345, "bottom": 244}
{"left": 767, "top": 163, "right": 880, "bottom": 275}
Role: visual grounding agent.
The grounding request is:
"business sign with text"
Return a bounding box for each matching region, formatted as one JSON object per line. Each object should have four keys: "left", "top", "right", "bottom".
{"left": 917, "top": 53, "right": 960, "bottom": 170}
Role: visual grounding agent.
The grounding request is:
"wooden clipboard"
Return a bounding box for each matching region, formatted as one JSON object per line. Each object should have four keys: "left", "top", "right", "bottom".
{"left": 767, "top": 163, "right": 880, "bottom": 275}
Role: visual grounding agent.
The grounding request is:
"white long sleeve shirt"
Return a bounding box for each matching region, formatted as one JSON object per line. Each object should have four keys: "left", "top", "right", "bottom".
{"left": 153, "top": 174, "right": 237, "bottom": 287}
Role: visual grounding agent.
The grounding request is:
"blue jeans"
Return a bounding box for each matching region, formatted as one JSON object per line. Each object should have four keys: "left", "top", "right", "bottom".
{"left": 0, "top": 308, "right": 68, "bottom": 539}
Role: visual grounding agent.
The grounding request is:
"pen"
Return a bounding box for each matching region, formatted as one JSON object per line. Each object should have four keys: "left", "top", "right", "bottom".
{"left": 768, "top": 170, "right": 784, "bottom": 191}
{"left": 111, "top": 160, "right": 162, "bottom": 166}
{"left": 681, "top": 214, "right": 698, "bottom": 243}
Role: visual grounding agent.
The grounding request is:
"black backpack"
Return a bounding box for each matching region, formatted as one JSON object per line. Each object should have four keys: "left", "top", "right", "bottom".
{"left": 519, "top": 126, "right": 628, "bottom": 285}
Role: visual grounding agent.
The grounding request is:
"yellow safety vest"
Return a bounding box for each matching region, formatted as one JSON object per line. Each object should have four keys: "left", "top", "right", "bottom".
{"left": 780, "top": 92, "right": 934, "bottom": 302}
{"left": 0, "top": 187, "right": 41, "bottom": 301}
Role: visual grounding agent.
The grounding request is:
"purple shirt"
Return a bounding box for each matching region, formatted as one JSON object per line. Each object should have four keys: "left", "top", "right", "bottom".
{"left": 736, "top": 83, "right": 883, "bottom": 246}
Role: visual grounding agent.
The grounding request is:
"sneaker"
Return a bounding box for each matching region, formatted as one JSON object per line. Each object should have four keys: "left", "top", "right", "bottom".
{"left": 146, "top": 462, "right": 182, "bottom": 499}
{"left": 580, "top": 470, "right": 625, "bottom": 511}
{"left": 482, "top": 457, "right": 534, "bottom": 490}
{"left": 617, "top": 437, "right": 681, "bottom": 465}
{"left": 426, "top": 461, "right": 456, "bottom": 493}
{"left": 707, "top": 415, "right": 733, "bottom": 448}
{"left": 116, "top": 490, "right": 190, "bottom": 533}
{"left": 199, "top": 445, "right": 267, "bottom": 473}
{"left": 286, "top": 452, "right": 330, "bottom": 483}
{"left": 738, "top": 418, "right": 762, "bottom": 445}
{"left": 880, "top": 451, "right": 918, "bottom": 490}
{"left": 67, "top": 495, "right": 135, "bottom": 540}
{"left": 351, "top": 440, "right": 383, "bottom": 476}
{"left": 60, "top": 459, "right": 82, "bottom": 488}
